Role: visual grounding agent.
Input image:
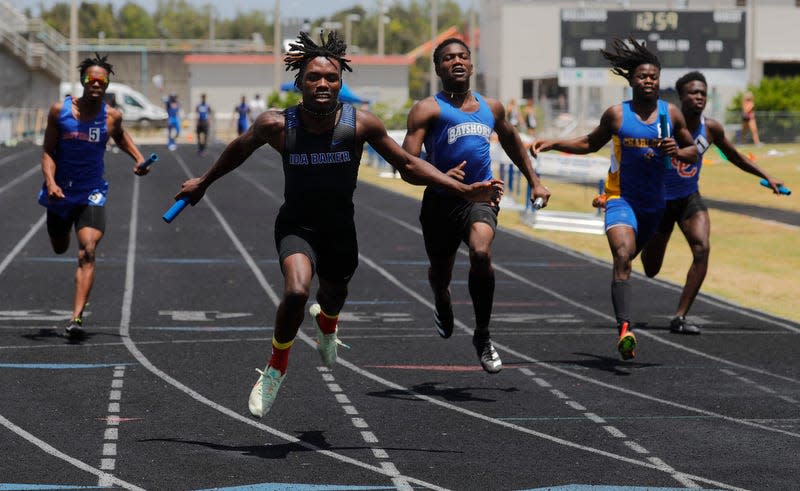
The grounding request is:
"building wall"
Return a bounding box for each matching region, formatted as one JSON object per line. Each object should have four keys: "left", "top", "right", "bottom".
{"left": 0, "top": 47, "right": 59, "bottom": 109}
{"left": 479, "top": 0, "right": 800, "bottom": 130}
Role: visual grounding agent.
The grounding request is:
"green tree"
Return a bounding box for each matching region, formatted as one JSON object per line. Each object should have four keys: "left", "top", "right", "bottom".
{"left": 216, "top": 10, "right": 272, "bottom": 44}
{"left": 41, "top": 3, "right": 70, "bottom": 37}
{"left": 118, "top": 3, "right": 158, "bottom": 38}
{"left": 153, "top": 0, "right": 208, "bottom": 39}
{"left": 79, "top": 2, "right": 117, "bottom": 38}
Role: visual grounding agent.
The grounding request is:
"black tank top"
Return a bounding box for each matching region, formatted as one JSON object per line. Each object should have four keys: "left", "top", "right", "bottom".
{"left": 279, "top": 103, "right": 361, "bottom": 226}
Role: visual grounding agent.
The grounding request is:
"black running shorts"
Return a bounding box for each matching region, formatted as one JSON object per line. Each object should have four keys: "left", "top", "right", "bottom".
{"left": 419, "top": 187, "right": 499, "bottom": 258}
{"left": 658, "top": 191, "right": 708, "bottom": 234}
{"left": 47, "top": 205, "right": 106, "bottom": 238}
{"left": 274, "top": 218, "right": 358, "bottom": 283}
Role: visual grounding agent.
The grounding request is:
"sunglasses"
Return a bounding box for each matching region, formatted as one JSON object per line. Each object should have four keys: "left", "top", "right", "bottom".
{"left": 82, "top": 74, "right": 109, "bottom": 86}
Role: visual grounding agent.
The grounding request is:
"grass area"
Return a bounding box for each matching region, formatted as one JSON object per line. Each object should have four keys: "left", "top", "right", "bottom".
{"left": 357, "top": 143, "right": 799, "bottom": 323}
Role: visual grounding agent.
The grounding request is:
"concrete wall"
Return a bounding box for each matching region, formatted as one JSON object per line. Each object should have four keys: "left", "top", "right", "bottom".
{"left": 0, "top": 47, "right": 59, "bottom": 109}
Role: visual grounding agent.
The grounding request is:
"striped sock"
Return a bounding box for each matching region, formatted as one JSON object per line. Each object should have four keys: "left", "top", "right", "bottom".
{"left": 316, "top": 309, "right": 338, "bottom": 335}
{"left": 268, "top": 336, "right": 294, "bottom": 375}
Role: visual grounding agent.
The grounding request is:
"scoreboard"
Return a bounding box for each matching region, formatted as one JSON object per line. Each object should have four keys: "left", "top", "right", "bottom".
{"left": 560, "top": 9, "right": 746, "bottom": 70}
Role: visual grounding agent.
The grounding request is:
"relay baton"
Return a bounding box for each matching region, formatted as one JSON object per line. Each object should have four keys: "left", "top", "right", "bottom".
{"left": 759, "top": 178, "right": 792, "bottom": 195}
{"left": 137, "top": 153, "right": 158, "bottom": 170}
{"left": 162, "top": 197, "right": 189, "bottom": 223}
{"left": 658, "top": 113, "right": 672, "bottom": 170}
{"left": 532, "top": 196, "right": 545, "bottom": 210}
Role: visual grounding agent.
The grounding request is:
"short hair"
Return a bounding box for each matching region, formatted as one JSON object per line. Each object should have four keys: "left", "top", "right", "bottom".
{"left": 78, "top": 52, "right": 114, "bottom": 78}
{"left": 284, "top": 30, "right": 352, "bottom": 88}
{"left": 433, "top": 38, "right": 470, "bottom": 66}
{"left": 675, "top": 71, "right": 707, "bottom": 96}
{"left": 600, "top": 38, "right": 660, "bottom": 80}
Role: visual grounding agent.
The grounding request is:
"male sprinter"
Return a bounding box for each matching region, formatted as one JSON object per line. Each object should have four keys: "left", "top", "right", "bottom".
{"left": 403, "top": 38, "right": 550, "bottom": 373}
{"left": 173, "top": 31, "right": 503, "bottom": 418}
{"left": 39, "top": 53, "right": 150, "bottom": 338}
{"left": 532, "top": 38, "right": 697, "bottom": 360}
{"left": 640, "top": 71, "right": 785, "bottom": 334}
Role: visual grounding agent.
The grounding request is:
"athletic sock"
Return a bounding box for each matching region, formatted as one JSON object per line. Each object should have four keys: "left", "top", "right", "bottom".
{"left": 469, "top": 267, "right": 495, "bottom": 334}
{"left": 611, "top": 279, "right": 632, "bottom": 325}
{"left": 268, "top": 336, "right": 294, "bottom": 375}
{"left": 316, "top": 309, "right": 338, "bottom": 335}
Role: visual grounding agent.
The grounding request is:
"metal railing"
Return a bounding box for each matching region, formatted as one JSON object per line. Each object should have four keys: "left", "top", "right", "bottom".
{"left": 0, "top": 1, "right": 69, "bottom": 80}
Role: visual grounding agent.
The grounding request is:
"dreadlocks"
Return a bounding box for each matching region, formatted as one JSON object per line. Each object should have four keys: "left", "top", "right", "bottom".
{"left": 675, "top": 71, "right": 707, "bottom": 96}
{"left": 284, "top": 31, "right": 352, "bottom": 88}
{"left": 600, "top": 38, "right": 660, "bottom": 81}
{"left": 78, "top": 52, "right": 114, "bottom": 78}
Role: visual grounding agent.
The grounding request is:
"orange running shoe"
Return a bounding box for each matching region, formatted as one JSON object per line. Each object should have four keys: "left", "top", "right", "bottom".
{"left": 616, "top": 321, "right": 637, "bottom": 360}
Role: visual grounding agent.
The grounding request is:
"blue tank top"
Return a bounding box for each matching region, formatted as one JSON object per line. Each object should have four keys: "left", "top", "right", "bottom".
{"left": 664, "top": 116, "right": 707, "bottom": 200}
{"left": 423, "top": 92, "right": 494, "bottom": 190}
{"left": 196, "top": 103, "right": 210, "bottom": 122}
{"left": 606, "top": 99, "right": 670, "bottom": 212}
{"left": 38, "top": 97, "right": 109, "bottom": 217}
{"left": 53, "top": 96, "right": 108, "bottom": 190}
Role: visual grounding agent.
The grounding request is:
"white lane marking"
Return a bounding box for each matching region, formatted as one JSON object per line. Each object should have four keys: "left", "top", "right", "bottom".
{"left": 317, "top": 366, "right": 406, "bottom": 487}
{"left": 373, "top": 205, "right": 800, "bottom": 344}
{"left": 720, "top": 369, "right": 798, "bottom": 405}
{"left": 624, "top": 441, "right": 650, "bottom": 454}
{"left": 500, "top": 225, "right": 800, "bottom": 334}
{"left": 0, "top": 414, "right": 143, "bottom": 490}
{"left": 518, "top": 363, "right": 698, "bottom": 489}
{"left": 604, "top": 426, "right": 627, "bottom": 438}
{"left": 359, "top": 253, "right": 800, "bottom": 439}
{"left": 0, "top": 164, "right": 40, "bottom": 195}
{"left": 0, "top": 146, "right": 38, "bottom": 168}
{"left": 118, "top": 161, "right": 447, "bottom": 491}
{"left": 0, "top": 213, "right": 45, "bottom": 277}
{"left": 98, "top": 365, "right": 128, "bottom": 487}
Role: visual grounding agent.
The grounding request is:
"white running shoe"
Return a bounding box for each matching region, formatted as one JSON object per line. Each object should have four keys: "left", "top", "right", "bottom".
{"left": 248, "top": 366, "right": 285, "bottom": 418}
{"left": 310, "top": 303, "right": 338, "bottom": 367}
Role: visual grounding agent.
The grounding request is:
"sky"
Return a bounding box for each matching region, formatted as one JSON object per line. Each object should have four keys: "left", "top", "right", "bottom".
{"left": 10, "top": 0, "right": 478, "bottom": 22}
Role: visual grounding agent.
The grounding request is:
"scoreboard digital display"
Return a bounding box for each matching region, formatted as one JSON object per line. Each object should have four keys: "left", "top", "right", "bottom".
{"left": 560, "top": 9, "right": 746, "bottom": 70}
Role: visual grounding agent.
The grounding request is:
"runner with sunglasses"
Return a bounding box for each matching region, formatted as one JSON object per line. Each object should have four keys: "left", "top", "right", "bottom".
{"left": 38, "top": 53, "right": 151, "bottom": 339}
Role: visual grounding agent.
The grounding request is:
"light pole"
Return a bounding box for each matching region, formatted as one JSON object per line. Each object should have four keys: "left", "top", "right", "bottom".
{"left": 69, "top": 0, "right": 77, "bottom": 95}
{"left": 377, "top": 0, "right": 389, "bottom": 56}
{"left": 273, "top": 0, "right": 281, "bottom": 95}
{"left": 429, "top": 0, "right": 438, "bottom": 96}
{"left": 345, "top": 13, "right": 361, "bottom": 50}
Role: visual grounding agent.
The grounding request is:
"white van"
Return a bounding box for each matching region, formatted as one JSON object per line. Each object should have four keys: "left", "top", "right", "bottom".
{"left": 59, "top": 82, "right": 168, "bottom": 128}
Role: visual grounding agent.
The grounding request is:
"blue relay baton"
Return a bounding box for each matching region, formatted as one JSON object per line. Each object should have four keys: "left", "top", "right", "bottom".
{"left": 760, "top": 178, "right": 792, "bottom": 195}
{"left": 137, "top": 153, "right": 158, "bottom": 171}
{"left": 658, "top": 112, "right": 672, "bottom": 170}
{"left": 162, "top": 197, "right": 190, "bottom": 223}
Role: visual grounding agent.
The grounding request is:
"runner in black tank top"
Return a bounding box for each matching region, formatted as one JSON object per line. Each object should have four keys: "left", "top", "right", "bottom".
{"left": 171, "top": 31, "right": 503, "bottom": 419}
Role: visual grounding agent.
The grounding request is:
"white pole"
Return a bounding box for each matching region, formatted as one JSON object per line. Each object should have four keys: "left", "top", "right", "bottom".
{"left": 469, "top": 0, "right": 477, "bottom": 90}
{"left": 69, "top": 0, "right": 78, "bottom": 94}
{"left": 378, "top": 0, "right": 385, "bottom": 56}
{"left": 273, "top": 0, "right": 281, "bottom": 94}
{"left": 429, "top": 0, "right": 438, "bottom": 96}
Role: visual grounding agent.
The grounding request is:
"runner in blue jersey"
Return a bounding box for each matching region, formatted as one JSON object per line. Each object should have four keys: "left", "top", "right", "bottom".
{"left": 404, "top": 38, "right": 550, "bottom": 374}
{"left": 533, "top": 38, "right": 698, "bottom": 360}
{"left": 234, "top": 96, "right": 250, "bottom": 136}
{"left": 640, "top": 71, "right": 785, "bottom": 335}
{"left": 172, "top": 31, "right": 502, "bottom": 418}
{"left": 39, "top": 53, "right": 150, "bottom": 338}
{"left": 195, "top": 93, "right": 212, "bottom": 156}
{"left": 166, "top": 94, "right": 180, "bottom": 150}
